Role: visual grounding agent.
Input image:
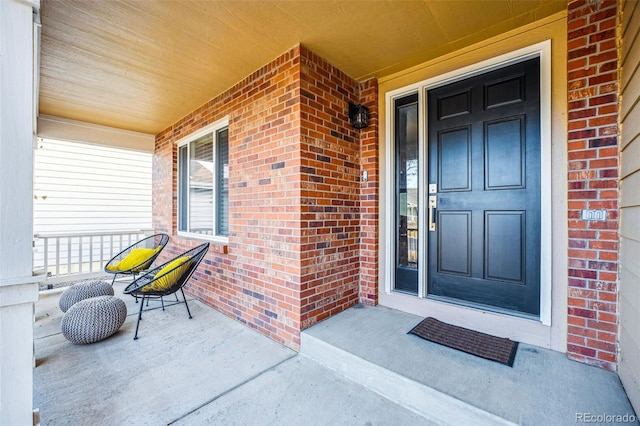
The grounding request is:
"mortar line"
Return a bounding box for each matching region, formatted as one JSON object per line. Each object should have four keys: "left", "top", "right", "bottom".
{"left": 167, "top": 353, "right": 298, "bottom": 425}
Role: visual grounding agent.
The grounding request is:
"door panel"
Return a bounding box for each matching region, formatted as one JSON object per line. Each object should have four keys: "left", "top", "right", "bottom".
{"left": 485, "top": 211, "right": 524, "bottom": 283}
{"left": 485, "top": 117, "right": 525, "bottom": 189}
{"left": 438, "top": 91, "right": 471, "bottom": 119}
{"left": 439, "top": 127, "right": 471, "bottom": 192}
{"left": 427, "top": 58, "right": 541, "bottom": 315}
{"left": 438, "top": 211, "right": 471, "bottom": 276}
{"left": 485, "top": 75, "right": 525, "bottom": 108}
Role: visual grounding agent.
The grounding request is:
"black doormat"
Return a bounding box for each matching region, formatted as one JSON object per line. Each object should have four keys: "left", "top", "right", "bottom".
{"left": 409, "top": 317, "right": 518, "bottom": 367}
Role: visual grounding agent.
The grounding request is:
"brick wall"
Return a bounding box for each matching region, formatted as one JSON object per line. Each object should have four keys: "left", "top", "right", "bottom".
{"left": 298, "top": 47, "right": 362, "bottom": 328}
{"left": 154, "top": 45, "right": 378, "bottom": 350}
{"left": 358, "top": 79, "right": 379, "bottom": 304}
{"left": 566, "top": 0, "right": 620, "bottom": 370}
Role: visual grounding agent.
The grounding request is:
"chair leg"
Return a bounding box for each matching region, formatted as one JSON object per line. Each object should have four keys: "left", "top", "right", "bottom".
{"left": 161, "top": 296, "right": 165, "bottom": 311}
{"left": 181, "top": 288, "right": 193, "bottom": 319}
{"left": 132, "top": 273, "right": 139, "bottom": 303}
{"left": 111, "top": 274, "right": 117, "bottom": 286}
{"left": 134, "top": 295, "right": 145, "bottom": 340}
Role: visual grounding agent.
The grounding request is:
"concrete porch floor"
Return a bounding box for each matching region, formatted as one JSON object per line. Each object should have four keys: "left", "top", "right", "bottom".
{"left": 33, "top": 281, "right": 429, "bottom": 426}
{"left": 34, "top": 280, "right": 637, "bottom": 425}
{"left": 302, "top": 305, "right": 638, "bottom": 425}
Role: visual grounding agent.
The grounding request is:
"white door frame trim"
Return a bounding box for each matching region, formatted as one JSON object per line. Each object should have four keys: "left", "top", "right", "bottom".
{"left": 383, "top": 41, "right": 553, "bottom": 342}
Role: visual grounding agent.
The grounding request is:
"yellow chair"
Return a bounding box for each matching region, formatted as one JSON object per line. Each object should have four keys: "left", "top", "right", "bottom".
{"left": 104, "top": 234, "right": 169, "bottom": 285}
{"left": 123, "top": 243, "right": 209, "bottom": 340}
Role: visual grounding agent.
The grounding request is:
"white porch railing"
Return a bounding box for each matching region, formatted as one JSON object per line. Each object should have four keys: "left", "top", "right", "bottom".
{"left": 33, "top": 229, "right": 154, "bottom": 284}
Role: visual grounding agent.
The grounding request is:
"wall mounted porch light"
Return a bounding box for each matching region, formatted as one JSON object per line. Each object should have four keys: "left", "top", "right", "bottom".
{"left": 349, "top": 103, "right": 369, "bottom": 129}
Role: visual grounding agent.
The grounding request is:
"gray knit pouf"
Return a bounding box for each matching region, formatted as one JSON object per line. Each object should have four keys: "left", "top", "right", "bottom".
{"left": 59, "top": 280, "right": 114, "bottom": 313}
{"left": 61, "top": 296, "right": 127, "bottom": 344}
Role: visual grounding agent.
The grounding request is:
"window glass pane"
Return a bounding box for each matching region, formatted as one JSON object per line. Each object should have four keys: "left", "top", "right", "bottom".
{"left": 216, "top": 128, "right": 229, "bottom": 236}
{"left": 189, "top": 134, "right": 214, "bottom": 235}
{"left": 178, "top": 145, "right": 188, "bottom": 232}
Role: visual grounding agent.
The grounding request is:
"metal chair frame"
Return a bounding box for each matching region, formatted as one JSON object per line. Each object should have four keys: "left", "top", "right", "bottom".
{"left": 104, "top": 233, "right": 170, "bottom": 285}
{"left": 123, "top": 242, "right": 209, "bottom": 340}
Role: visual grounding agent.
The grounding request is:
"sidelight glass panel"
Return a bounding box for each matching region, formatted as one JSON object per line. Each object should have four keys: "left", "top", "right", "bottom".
{"left": 395, "top": 94, "right": 419, "bottom": 293}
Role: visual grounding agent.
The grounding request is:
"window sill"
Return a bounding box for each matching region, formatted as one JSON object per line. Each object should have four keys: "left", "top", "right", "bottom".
{"left": 209, "top": 242, "right": 228, "bottom": 254}
{"left": 176, "top": 232, "right": 229, "bottom": 254}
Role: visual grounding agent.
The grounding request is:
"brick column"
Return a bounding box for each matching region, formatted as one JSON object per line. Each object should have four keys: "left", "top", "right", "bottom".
{"left": 154, "top": 46, "right": 381, "bottom": 350}
{"left": 298, "top": 47, "right": 361, "bottom": 329}
{"left": 566, "top": 0, "right": 620, "bottom": 370}
{"left": 358, "top": 78, "right": 379, "bottom": 305}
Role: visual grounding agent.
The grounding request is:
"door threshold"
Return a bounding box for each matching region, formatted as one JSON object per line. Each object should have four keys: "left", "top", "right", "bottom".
{"left": 391, "top": 289, "right": 419, "bottom": 297}
{"left": 379, "top": 290, "right": 557, "bottom": 350}
{"left": 426, "top": 294, "right": 540, "bottom": 322}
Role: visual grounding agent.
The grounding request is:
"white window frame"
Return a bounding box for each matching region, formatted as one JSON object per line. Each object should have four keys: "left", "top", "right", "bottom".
{"left": 176, "top": 117, "right": 229, "bottom": 244}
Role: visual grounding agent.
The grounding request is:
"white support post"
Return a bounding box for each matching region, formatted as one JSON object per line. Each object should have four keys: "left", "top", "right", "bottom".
{"left": 0, "top": 0, "right": 41, "bottom": 424}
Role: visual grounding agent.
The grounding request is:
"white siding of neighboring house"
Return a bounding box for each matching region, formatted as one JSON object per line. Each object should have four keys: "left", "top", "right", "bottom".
{"left": 33, "top": 138, "right": 152, "bottom": 278}
{"left": 619, "top": 0, "right": 640, "bottom": 414}
{"left": 34, "top": 138, "right": 152, "bottom": 233}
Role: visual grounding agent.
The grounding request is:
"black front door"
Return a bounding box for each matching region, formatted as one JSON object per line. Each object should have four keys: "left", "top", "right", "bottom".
{"left": 427, "top": 58, "right": 541, "bottom": 315}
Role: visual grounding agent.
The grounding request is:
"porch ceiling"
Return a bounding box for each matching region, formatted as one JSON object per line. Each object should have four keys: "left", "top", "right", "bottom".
{"left": 39, "top": 0, "right": 567, "bottom": 135}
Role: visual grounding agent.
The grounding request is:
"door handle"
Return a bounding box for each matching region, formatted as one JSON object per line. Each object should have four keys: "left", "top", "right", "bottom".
{"left": 428, "top": 195, "right": 437, "bottom": 231}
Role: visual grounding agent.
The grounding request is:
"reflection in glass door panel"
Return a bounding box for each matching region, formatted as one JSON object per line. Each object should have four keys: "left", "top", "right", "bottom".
{"left": 394, "top": 93, "right": 419, "bottom": 294}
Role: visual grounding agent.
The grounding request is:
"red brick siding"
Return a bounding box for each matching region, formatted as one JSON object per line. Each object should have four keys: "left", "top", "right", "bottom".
{"left": 566, "top": 0, "right": 620, "bottom": 370}
{"left": 358, "top": 78, "right": 379, "bottom": 304}
{"left": 224, "top": 48, "right": 303, "bottom": 348}
{"left": 155, "top": 46, "right": 303, "bottom": 349}
{"left": 298, "top": 47, "right": 362, "bottom": 328}
{"left": 153, "top": 45, "right": 379, "bottom": 350}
